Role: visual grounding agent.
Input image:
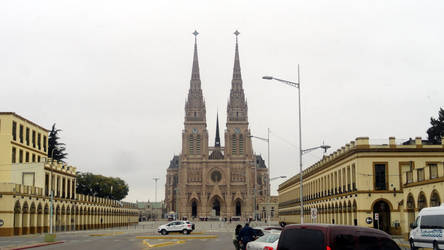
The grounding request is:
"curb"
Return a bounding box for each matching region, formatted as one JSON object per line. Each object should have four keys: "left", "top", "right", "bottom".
{"left": 142, "top": 239, "right": 186, "bottom": 248}
{"left": 7, "top": 241, "right": 64, "bottom": 250}
{"left": 89, "top": 232, "right": 124, "bottom": 237}
{"left": 137, "top": 235, "right": 217, "bottom": 240}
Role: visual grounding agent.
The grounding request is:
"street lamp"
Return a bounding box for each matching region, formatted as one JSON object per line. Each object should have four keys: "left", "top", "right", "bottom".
{"left": 270, "top": 176, "right": 287, "bottom": 181}
{"left": 153, "top": 177, "right": 159, "bottom": 203}
{"left": 263, "top": 65, "right": 309, "bottom": 223}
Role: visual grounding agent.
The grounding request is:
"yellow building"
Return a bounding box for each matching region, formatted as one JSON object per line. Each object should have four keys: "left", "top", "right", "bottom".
{"left": 0, "top": 113, "right": 139, "bottom": 236}
{"left": 0, "top": 112, "right": 49, "bottom": 183}
{"left": 278, "top": 136, "right": 444, "bottom": 237}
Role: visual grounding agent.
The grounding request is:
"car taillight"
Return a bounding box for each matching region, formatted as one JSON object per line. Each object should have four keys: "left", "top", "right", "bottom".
{"left": 263, "top": 247, "right": 273, "bottom": 250}
{"left": 326, "top": 246, "right": 331, "bottom": 250}
{"left": 188, "top": 224, "right": 191, "bottom": 228}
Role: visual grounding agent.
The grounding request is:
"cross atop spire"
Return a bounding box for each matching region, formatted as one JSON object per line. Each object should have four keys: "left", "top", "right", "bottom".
{"left": 191, "top": 30, "right": 200, "bottom": 81}
{"left": 234, "top": 30, "right": 240, "bottom": 43}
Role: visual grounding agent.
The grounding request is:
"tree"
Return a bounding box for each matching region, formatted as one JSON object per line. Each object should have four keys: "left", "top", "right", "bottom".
{"left": 76, "top": 172, "right": 129, "bottom": 201}
{"left": 47, "top": 123, "right": 68, "bottom": 162}
{"left": 427, "top": 108, "right": 444, "bottom": 144}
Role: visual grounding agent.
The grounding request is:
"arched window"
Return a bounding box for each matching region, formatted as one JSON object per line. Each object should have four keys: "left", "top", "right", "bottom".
{"left": 231, "top": 134, "right": 237, "bottom": 155}
{"left": 430, "top": 190, "right": 441, "bottom": 207}
{"left": 239, "top": 135, "right": 244, "bottom": 154}
{"left": 418, "top": 192, "right": 427, "bottom": 211}
{"left": 188, "top": 135, "right": 194, "bottom": 154}
{"left": 196, "top": 135, "right": 201, "bottom": 154}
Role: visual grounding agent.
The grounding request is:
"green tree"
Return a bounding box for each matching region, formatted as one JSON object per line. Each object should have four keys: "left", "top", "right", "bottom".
{"left": 427, "top": 108, "right": 444, "bottom": 144}
{"left": 47, "top": 123, "right": 68, "bottom": 162}
{"left": 76, "top": 172, "right": 129, "bottom": 201}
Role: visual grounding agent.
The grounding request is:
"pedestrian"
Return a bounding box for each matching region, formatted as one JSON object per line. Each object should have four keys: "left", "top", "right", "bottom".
{"left": 233, "top": 224, "right": 242, "bottom": 250}
{"left": 239, "top": 223, "right": 254, "bottom": 250}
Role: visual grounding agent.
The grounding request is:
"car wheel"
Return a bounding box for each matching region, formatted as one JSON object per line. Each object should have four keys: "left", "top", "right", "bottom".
{"left": 409, "top": 239, "right": 417, "bottom": 250}
{"left": 182, "top": 229, "right": 188, "bottom": 234}
{"left": 161, "top": 229, "right": 167, "bottom": 235}
{"left": 433, "top": 241, "right": 440, "bottom": 250}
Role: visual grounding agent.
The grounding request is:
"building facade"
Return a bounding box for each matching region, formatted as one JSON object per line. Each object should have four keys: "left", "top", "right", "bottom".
{"left": 165, "top": 32, "right": 270, "bottom": 220}
{"left": 278, "top": 137, "right": 444, "bottom": 237}
{"left": 0, "top": 113, "right": 139, "bottom": 236}
{"left": 137, "top": 201, "right": 166, "bottom": 221}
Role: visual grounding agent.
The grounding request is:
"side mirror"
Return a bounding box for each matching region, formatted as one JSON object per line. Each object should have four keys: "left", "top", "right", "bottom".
{"left": 410, "top": 222, "right": 417, "bottom": 229}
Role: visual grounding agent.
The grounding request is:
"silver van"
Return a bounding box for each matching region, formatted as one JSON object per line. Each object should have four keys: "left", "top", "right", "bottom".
{"left": 409, "top": 204, "right": 444, "bottom": 250}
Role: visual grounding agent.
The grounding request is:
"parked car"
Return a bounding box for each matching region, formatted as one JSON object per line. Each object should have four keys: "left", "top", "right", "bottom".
{"left": 276, "top": 224, "right": 400, "bottom": 250}
{"left": 409, "top": 203, "right": 444, "bottom": 250}
{"left": 157, "top": 221, "right": 193, "bottom": 235}
{"left": 247, "top": 232, "right": 280, "bottom": 250}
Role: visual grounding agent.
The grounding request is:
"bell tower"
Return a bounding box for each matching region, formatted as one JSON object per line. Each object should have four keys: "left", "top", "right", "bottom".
{"left": 182, "top": 30, "right": 209, "bottom": 159}
{"left": 225, "top": 30, "right": 253, "bottom": 159}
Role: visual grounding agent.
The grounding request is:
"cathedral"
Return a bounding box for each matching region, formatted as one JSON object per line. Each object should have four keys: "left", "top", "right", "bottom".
{"left": 164, "top": 31, "right": 270, "bottom": 220}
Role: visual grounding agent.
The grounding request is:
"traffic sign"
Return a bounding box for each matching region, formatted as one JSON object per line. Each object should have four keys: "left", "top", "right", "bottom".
{"left": 0, "top": 219, "right": 4, "bottom": 227}
{"left": 366, "top": 217, "right": 373, "bottom": 224}
{"left": 374, "top": 213, "right": 379, "bottom": 220}
{"left": 311, "top": 208, "right": 318, "bottom": 220}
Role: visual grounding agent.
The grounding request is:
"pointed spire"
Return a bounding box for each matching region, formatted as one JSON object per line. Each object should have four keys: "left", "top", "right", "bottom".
{"left": 232, "top": 30, "right": 242, "bottom": 81}
{"left": 191, "top": 30, "right": 200, "bottom": 81}
{"left": 215, "top": 113, "right": 221, "bottom": 147}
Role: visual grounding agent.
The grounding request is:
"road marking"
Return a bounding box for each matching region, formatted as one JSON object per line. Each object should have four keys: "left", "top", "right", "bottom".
{"left": 142, "top": 239, "right": 186, "bottom": 248}
{"left": 136, "top": 235, "right": 217, "bottom": 240}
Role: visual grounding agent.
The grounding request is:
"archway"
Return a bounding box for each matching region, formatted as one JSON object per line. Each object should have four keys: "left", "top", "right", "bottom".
{"left": 13, "top": 201, "right": 21, "bottom": 235}
{"left": 406, "top": 193, "right": 415, "bottom": 230}
{"left": 191, "top": 200, "right": 198, "bottom": 218}
{"left": 29, "top": 203, "right": 36, "bottom": 234}
{"left": 372, "top": 200, "right": 391, "bottom": 233}
{"left": 235, "top": 200, "right": 242, "bottom": 216}
{"left": 430, "top": 190, "right": 441, "bottom": 207}
{"left": 37, "top": 203, "right": 42, "bottom": 233}
{"left": 22, "top": 202, "right": 29, "bottom": 235}
{"left": 418, "top": 192, "right": 427, "bottom": 211}
{"left": 212, "top": 198, "right": 221, "bottom": 217}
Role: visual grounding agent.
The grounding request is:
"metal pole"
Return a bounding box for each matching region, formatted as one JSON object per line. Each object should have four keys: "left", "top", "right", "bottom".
{"left": 297, "top": 64, "right": 304, "bottom": 224}
{"left": 267, "top": 128, "right": 270, "bottom": 222}
{"left": 153, "top": 178, "right": 159, "bottom": 203}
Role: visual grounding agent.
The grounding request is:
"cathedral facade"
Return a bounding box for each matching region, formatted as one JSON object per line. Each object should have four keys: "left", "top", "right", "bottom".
{"left": 165, "top": 31, "right": 270, "bottom": 220}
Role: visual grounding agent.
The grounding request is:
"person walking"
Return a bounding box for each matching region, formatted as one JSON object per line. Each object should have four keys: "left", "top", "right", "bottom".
{"left": 239, "top": 223, "right": 254, "bottom": 250}
{"left": 233, "top": 224, "right": 242, "bottom": 250}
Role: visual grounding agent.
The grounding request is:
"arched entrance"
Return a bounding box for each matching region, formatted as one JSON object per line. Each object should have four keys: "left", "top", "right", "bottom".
{"left": 191, "top": 200, "right": 198, "bottom": 218}
{"left": 372, "top": 200, "right": 391, "bottom": 233}
{"left": 406, "top": 193, "right": 415, "bottom": 231}
{"left": 13, "top": 201, "right": 21, "bottom": 235}
{"left": 212, "top": 199, "right": 221, "bottom": 217}
{"left": 235, "top": 200, "right": 242, "bottom": 216}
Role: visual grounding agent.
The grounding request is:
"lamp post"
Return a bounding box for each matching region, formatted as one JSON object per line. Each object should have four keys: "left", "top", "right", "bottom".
{"left": 263, "top": 69, "right": 331, "bottom": 224}
{"left": 153, "top": 177, "right": 159, "bottom": 203}
{"left": 263, "top": 65, "right": 304, "bottom": 223}
{"left": 48, "top": 148, "right": 56, "bottom": 237}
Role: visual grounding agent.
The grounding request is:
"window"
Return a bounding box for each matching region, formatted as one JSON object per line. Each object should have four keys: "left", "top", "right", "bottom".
{"left": 19, "top": 124, "right": 23, "bottom": 143}
{"left": 25, "top": 127, "right": 29, "bottom": 145}
{"left": 25, "top": 152, "right": 29, "bottom": 162}
{"left": 333, "top": 234, "right": 355, "bottom": 250}
{"left": 406, "top": 171, "right": 413, "bottom": 184}
{"left": 12, "top": 147, "right": 16, "bottom": 163}
{"left": 374, "top": 163, "right": 387, "bottom": 190}
{"left": 417, "top": 168, "right": 425, "bottom": 182}
{"left": 420, "top": 215, "right": 444, "bottom": 229}
{"left": 196, "top": 135, "right": 201, "bottom": 154}
{"left": 37, "top": 156, "right": 40, "bottom": 162}
{"left": 12, "top": 121, "right": 17, "bottom": 140}
{"left": 188, "top": 135, "right": 194, "bottom": 154}
{"left": 32, "top": 130, "right": 36, "bottom": 147}
{"left": 19, "top": 149, "right": 23, "bottom": 163}
{"left": 429, "top": 164, "right": 438, "bottom": 179}
{"left": 239, "top": 135, "right": 244, "bottom": 154}
{"left": 37, "top": 133, "right": 41, "bottom": 149}
{"left": 231, "top": 134, "right": 237, "bottom": 155}
{"left": 43, "top": 135, "right": 47, "bottom": 152}
{"left": 278, "top": 229, "right": 325, "bottom": 250}
{"left": 32, "top": 154, "right": 35, "bottom": 162}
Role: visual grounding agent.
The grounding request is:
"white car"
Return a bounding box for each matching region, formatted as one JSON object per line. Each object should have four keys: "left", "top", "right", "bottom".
{"left": 409, "top": 203, "right": 444, "bottom": 250}
{"left": 246, "top": 232, "right": 280, "bottom": 250}
{"left": 157, "top": 221, "right": 193, "bottom": 235}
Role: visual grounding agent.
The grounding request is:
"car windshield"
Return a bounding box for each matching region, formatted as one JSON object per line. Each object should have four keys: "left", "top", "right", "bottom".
{"left": 256, "top": 233, "right": 280, "bottom": 243}
{"left": 421, "top": 215, "right": 444, "bottom": 229}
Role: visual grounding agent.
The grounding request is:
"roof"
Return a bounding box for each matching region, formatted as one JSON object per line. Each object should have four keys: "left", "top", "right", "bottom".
{"left": 0, "top": 112, "right": 50, "bottom": 132}
{"left": 168, "top": 155, "right": 180, "bottom": 169}
{"left": 255, "top": 155, "right": 267, "bottom": 169}
{"left": 284, "top": 224, "right": 390, "bottom": 237}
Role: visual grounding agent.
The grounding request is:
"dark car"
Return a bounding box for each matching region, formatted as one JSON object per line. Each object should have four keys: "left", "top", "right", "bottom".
{"left": 277, "top": 224, "right": 400, "bottom": 250}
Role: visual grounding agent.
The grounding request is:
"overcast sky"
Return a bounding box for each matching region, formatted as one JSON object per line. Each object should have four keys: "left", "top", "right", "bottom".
{"left": 1, "top": 0, "right": 443, "bottom": 202}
